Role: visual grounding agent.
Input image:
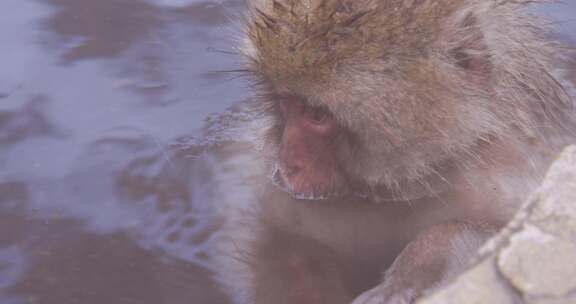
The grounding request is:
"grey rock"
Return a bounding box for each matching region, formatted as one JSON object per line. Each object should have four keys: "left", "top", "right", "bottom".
{"left": 529, "top": 148, "right": 576, "bottom": 243}
{"left": 498, "top": 225, "right": 576, "bottom": 297}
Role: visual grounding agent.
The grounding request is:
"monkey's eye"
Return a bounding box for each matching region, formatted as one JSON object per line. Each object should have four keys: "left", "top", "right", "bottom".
{"left": 451, "top": 47, "right": 473, "bottom": 70}
{"left": 304, "top": 105, "right": 329, "bottom": 123}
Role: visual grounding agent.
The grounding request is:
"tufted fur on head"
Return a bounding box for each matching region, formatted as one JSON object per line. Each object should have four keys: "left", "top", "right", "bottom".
{"left": 241, "top": 0, "right": 574, "bottom": 201}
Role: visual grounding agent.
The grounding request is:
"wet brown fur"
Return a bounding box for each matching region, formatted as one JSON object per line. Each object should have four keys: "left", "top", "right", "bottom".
{"left": 245, "top": 0, "right": 572, "bottom": 193}
{"left": 214, "top": 0, "right": 575, "bottom": 303}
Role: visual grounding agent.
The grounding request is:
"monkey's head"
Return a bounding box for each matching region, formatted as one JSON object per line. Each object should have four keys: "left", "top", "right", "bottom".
{"left": 243, "top": 0, "right": 569, "bottom": 201}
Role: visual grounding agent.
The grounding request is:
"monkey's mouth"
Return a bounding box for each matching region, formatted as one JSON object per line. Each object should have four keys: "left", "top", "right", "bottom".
{"left": 271, "top": 168, "right": 377, "bottom": 202}
{"left": 271, "top": 168, "right": 333, "bottom": 201}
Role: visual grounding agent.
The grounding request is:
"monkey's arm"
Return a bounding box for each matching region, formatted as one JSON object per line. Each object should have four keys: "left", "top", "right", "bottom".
{"left": 251, "top": 227, "right": 355, "bottom": 304}
{"left": 352, "top": 221, "right": 495, "bottom": 304}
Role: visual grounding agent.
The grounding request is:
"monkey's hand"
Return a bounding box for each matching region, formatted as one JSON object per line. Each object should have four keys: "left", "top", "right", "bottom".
{"left": 351, "top": 221, "right": 495, "bottom": 304}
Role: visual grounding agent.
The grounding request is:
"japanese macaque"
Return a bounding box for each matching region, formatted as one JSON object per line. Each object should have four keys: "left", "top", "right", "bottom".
{"left": 213, "top": 0, "right": 575, "bottom": 303}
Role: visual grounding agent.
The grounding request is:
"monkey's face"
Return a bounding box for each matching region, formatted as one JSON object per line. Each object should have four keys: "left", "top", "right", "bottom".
{"left": 246, "top": 0, "right": 523, "bottom": 202}
{"left": 262, "top": 66, "right": 502, "bottom": 202}
{"left": 268, "top": 95, "right": 348, "bottom": 200}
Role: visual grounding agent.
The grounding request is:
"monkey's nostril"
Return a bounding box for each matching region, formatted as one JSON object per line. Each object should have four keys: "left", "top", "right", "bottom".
{"left": 283, "top": 165, "right": 300, "bottom": 177}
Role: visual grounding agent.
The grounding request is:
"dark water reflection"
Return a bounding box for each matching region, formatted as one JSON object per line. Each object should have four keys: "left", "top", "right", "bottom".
{"left": 0, "top": 0, "right": 573, "bottom": 303}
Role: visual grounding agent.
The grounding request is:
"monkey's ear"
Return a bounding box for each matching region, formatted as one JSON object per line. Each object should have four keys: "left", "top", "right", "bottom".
{"left": 446, "top": 13, "right": 491, "bottom": 76}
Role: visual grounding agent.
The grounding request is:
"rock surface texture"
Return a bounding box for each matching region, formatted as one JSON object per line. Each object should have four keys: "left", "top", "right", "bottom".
{"left": 419, "top": 145, "right": 576, "bottom": 304}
